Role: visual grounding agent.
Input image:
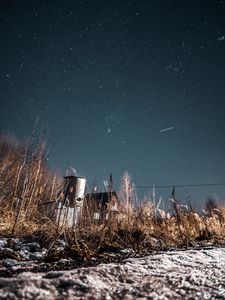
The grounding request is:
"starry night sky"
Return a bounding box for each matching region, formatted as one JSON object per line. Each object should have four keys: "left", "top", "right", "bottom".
{"left": 1, "top": 0, "right": 225, "bottom": 203}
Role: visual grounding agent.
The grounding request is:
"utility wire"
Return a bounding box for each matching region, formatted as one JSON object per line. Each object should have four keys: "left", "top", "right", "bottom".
{"left": 134, "top": 182, "right": 225, "bottom": 189}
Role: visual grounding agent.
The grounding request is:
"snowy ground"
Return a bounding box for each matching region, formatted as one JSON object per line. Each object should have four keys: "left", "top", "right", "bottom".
{"left": 0, "top": 243, "right": 225, "bottom": 299}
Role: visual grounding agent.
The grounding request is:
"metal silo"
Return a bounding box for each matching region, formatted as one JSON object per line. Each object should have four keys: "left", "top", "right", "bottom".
{"left": 63, "top": 168, "right": 86, "bottom": 207}
{"left": 57, "top": 168, "right": 86, "bottom": 227}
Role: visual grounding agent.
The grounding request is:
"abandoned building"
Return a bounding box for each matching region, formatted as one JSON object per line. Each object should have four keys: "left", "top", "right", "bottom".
{"left": 85, "top": 191, "right": 120, "bottom": 221}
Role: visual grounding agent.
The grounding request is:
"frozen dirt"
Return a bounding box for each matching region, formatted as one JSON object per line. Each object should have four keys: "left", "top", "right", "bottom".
{"left": 0, "top": 247, "right": 225, "bottom": 299}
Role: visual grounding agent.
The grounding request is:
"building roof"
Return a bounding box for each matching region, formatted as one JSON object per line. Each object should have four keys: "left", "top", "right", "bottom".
{"left": 86, "top": 191, "right": 118, "bottom": 204}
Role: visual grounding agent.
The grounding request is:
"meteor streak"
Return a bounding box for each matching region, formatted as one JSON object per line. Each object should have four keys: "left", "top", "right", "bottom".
{"left": 159, "top": 126, "right": 175, "bottom": 133}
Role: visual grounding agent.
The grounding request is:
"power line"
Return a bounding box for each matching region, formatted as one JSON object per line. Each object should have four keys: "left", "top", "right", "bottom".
{"left": 134, "top": 182, "right": 225, "bottom": 189}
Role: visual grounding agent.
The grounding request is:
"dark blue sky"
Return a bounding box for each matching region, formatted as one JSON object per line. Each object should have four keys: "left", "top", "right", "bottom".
{"left": 1, "top": 0, "right": 225, "bottom": 203}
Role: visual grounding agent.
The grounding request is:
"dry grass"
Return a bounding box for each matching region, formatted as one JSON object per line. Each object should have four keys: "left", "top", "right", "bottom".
{"left": 0, "top": 133, "right": 225, "bottom": 260}
{"left": 0, "top": 133, "right": 60, "bottom": 237}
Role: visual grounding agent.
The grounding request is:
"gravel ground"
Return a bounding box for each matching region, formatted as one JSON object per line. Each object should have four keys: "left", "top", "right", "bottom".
{"left": 0, "top": 247, "right": 225, "bottom": 299}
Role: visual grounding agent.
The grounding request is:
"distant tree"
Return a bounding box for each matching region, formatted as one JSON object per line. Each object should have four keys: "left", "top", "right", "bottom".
{"left": 119, "top": 171, "right": 136, "bottom": 215}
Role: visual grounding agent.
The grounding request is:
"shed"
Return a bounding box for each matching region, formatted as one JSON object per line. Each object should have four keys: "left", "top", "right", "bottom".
{"left": 85, "top": 191, "right": 120, "bottom": 220}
